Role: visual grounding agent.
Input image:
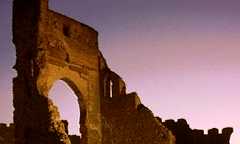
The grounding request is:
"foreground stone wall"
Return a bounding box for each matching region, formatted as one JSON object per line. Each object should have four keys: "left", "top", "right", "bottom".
{"left": 0, "top": 119, "right": 233, "bottom": 144}
{"left": 163, "top": 119, "right": 233, "bottom": 144}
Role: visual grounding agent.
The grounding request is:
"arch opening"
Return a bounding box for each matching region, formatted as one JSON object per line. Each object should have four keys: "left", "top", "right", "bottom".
{"left": 48, "top": 80, "right": 82, "bottom": 138}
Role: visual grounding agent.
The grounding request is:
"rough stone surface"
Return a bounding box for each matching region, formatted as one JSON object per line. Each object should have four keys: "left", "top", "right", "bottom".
{"left": 13, "top": 0, "right": 101, "bottom": 143}
{"left": 10, "top": 0, "right": 233, "bottom": 144}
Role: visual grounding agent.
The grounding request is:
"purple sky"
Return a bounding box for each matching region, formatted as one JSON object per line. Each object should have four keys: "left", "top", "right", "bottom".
{"left": 0, "top": 0, "right": 239, "bottom": 143}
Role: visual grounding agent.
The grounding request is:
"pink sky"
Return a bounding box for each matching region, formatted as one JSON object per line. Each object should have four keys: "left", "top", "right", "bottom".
{"left": 0, "top": 0, "right": 239, "bottom": 143}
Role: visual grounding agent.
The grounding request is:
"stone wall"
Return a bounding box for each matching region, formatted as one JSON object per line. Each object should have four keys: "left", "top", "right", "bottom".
{"left": 98, "top": 69, "right": 175, "bottom": 144}
{"left": 12, "top": 0, "right": 175, "bottom": 143}
{"left": 0, "top": 119, "right": 234, "bottom": 144}
{"left": 13, "top": 0, "right": 101, "bottom": 143}
{"left": 163, "top": 119, "right": 233, "bottom": 144}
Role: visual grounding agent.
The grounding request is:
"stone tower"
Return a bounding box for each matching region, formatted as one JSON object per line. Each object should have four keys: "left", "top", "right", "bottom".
{"left": 13, "top": 0, "right": 102, "bottom": 143}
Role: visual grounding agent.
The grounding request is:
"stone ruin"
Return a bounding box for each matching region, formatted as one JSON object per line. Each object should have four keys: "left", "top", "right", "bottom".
{"left": 5, "top": 0, "right": 233, "bottom": 143}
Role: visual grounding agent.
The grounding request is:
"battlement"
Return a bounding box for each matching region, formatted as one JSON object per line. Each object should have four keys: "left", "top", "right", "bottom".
{"left": 163, "top": 119, "right": 233, "bottom": 136}
{"left": 163, "top": 119, "right": 233, "bottom": 144}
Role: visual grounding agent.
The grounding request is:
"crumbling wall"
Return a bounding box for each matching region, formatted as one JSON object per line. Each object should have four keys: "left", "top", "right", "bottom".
{"left": 13, "top": 0, "right": 101, "bottom": 143}
{"left": 101, "top": 98, "right": 175, "bottom": 144}
{"left": 163, "top": 119, "right": 233, "bottom": 144}
{"left": 99, "top": 66, "right": 175, "bottom": 144}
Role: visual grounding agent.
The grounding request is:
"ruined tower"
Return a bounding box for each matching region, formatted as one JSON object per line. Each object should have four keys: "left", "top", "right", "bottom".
{"left": 13, "top": 0, "right": 102, "bottom": 143}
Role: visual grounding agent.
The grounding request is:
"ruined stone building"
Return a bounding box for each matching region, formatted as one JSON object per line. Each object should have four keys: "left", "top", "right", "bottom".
{"left": 1, "top": 0, "right": 232, "bottom": 143}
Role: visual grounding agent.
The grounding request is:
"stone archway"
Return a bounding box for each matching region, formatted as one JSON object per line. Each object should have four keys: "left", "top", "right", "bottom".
{"left": 49, "top": 80, "right": 82, "bottom": 137}
{"left": 12, "top": 0, "right": 102, "bottom": 143}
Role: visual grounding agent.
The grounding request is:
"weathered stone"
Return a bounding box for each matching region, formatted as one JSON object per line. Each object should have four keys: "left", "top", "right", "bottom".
{"left": 7, "top": 0, "right": 233, "bottom": 144}
{"left": 13, "top": 0, "right": 101, "bottom": 143}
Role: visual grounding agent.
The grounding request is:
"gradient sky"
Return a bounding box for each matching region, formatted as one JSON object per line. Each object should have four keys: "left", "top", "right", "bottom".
{"left": 0, "top": 0, "right": 240, "bottom": 143}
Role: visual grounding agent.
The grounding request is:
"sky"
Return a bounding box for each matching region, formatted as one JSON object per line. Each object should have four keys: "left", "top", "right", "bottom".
{"left": 0, "top": 0, "right": 240, "bottom": 143}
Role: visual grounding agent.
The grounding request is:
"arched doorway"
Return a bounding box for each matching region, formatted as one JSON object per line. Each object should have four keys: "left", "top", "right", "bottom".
{"left": 48, "top": 80, "right": 80, "bottom": 136}
{"left": 48, "top": 79, "right": 85, "bottom": 144}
